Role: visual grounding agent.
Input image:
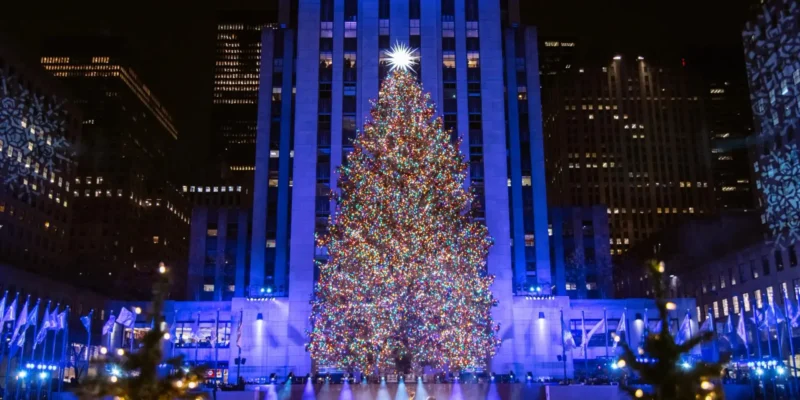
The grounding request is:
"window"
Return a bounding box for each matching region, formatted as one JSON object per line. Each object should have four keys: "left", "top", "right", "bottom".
{"left": 755, "top": 289, "right": 763, "bottom": 309}
{"left": 152, "top": 236, "right": 159, "bottom": 244}
{"left": 379, "top": 19, "right": 389, "bottom": 35}
{"left": 174, "top": 321, "right": 232, "bottom": 348}
{"left": 467, "top": 51, "right": 479, "bottom": 68}
{"left": 344, "top": 21, "right": 357, "bottom": 38}
{"left": 720, "top": 273, "right": 726, "bottom": 289}
{"left": 466, "top": 21, "right": 478, "bottom": 37}
{"left": 751, "top": 260, "right": 760, "bottom": 279}
{"left": 443, "top": 52, "right": 455, "bottom": 68}
{"left": 207, "top": 229, "right": 218, "bottom": 237}
{"left": 442, "top": 21, "right": 454, "bottom": 37}
{"left": 203, "top": 284, "right": 214, "bottom": 292}
{"left": 730, "top": 268, "right": 737, "bottom": 286}
{"left": 733, "top": 296, "right": 740, "bottom": 314}
{"left": 713, "top": 301, "right": 719, "bottom": 318}
{"left": 767, "top": 286, "right": 774, "bottom": 305}
{"left": 566, "top": 282, "right": 577, "bottom": 291}
{"left": 320, "top": 22, "right": 333, "bottom": 38}
{"left": 743, "top": 293, "right": 751, "bottom": 312}
{"left": 722, "top": 299, "right": 729, "bottom": 316}
{"left": 266, "top": 239, "right": 276, "bottom": 248}
{"left": 410, "top": 19, "right": 420, "bottom": 35}
{"left": 776, "top": 250, "right": 785, "bottom": 271}
{"left": 790, "top": 245, "right": 798, "bottom": 267}
{"left": 762, "top": 255, "right": 771, "bottom": 276}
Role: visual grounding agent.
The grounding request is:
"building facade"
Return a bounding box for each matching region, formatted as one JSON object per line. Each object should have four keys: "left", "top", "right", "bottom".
{"left": 39, "top": 38, "right": 191, "bottom": 298}
{"left": 743, "top": 0, "right": 800, "bottom": 250}
{"left": 542, "top": 57, "right": 716, "bottom": 255}
{"left": 549, "top": 206, "right": 613, "bottom": 299}
{"left": 619, "top": 213, "right": 800, "bottom": 349}
{"left": 0, "top": 37, "right": 80, "bottom": 279}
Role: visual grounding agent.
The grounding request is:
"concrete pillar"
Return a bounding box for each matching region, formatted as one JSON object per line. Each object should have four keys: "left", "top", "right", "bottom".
{"left": 249, "top": 29, "right": 276, "bottom": 289}
{"left": 274, "top": 29, "right": 295, "bottom": 293}
{"left": 357, "top": 0, "right": 379, "bottom": 125}
{"left": 390, "top": 0, "right": 409, "bottom": 46}
{"left": 478, "top": 0, "right": 515, "bottom": 372}
{"left": 454, "top": 0, "right": 470, "bottom": 186}
{"left": 287, "top": 0, "right": 322, "bottom": 374}
{"left": 504, "top": 28, "right": 529, "bottom": 291}
{"left": 187, "top": 207, "right": 208, "bottom": 300}
{"left": 420, "top": 0, "right": 441, "bottom": 108}
{"left": 524, "top": 27, "right": 552, "bottom": 292}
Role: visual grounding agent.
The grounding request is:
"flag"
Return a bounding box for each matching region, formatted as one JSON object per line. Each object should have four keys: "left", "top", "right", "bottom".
{"left": 80, "top": 310, "right": 93, "bottom": 333}
{"left": 1, "top": 295, "right": 17, "bottom": 327}
{"left": 737, "top": 313, "right": 747, "bottom": 343}
{"left": 236, "top": 313, "right": 243, "bottom": 348}
{"left": 751, "top": 309, "right": 768, "bottom": 330}
{"left": 9, "top": 298, "right": 30, "bottom": 345}
{"left": 678, "top": 313, "right": 692, "bottom": 343}
{"left": 34, "top": 302, "right": 52, "bottom": 347}
{"left": 117, "top": 307, "right": 136, "bottom": 328}
{"left": 585, "top": 319, "right": 605, "bottom": 345}
{"left": 616, "top": 312, "right": 627, "bottom": 333}
{"left": 0, "top": 293, "right": 6, "bottom": 328}
{"left": 16, "top": 300, "right": 39, "bottom": 347}
{"left": 699, "top": 314, "right": 712, "bottom": 333}
{"left": 190, "top": 313, "right": 200, "bottom": 340}
{"left": 562, "top": 317, "right": 576, "bottom": 350}
{"left": 102, "top": 313, "right": 116, "bottom": 335}
{"left": 725, "top": 314, "right": 733, "bottom": 334}
{"left": 580, "top": 314, "right": 587, "bottom": 355}
{"left": 56, "top": 310, "right": 68, "bottom": 331}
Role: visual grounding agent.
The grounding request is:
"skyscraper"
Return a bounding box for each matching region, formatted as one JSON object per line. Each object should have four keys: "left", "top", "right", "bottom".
{"left": 40, "top": 38, "right": 191, "bottom": 298}
{"left": 743, "top": 0, "right": 800, "bottom": 250}
{"left": 212, "top": 11, "right": 279, "bottom": 186}
{"left": 0, "top": 37, "right": 80, "bottom": 277}
{"left": 542, "top": 57, "right": 716, "bottom": 254}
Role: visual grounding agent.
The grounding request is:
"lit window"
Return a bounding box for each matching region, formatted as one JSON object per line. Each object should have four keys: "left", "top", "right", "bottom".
{"left": 153, "top": 236, "right": 159, "bottom": 244}
{"left": 466, "top": 21, "right": 478, "bottom": 37}
{"left": 524, "top": 234, "right": 534, "bottom": 247}
{"left": 269, "top": 179, "right": 278, "bottom": 187}
{"left": 266, "top": 239, "right": 276, "bottom": 248}
{"left": 755, "top": 289, "right": 763, "bottom": 308}
{"left": 320, "top": 21, "right": 333, "bottom": 38}
{"left": 379, "top": 19, "right": 389, "bottom": 35}
{"left": 442, "top": 21, "right": 454, "bottom": 37}
{"left": 713, "top": 301, "right": 719, "bottom": 318}
{"left": 270, "top": 150, "right": 279, "bottom": 158}
{"left": 743, "top": 293, "right": 751, "bottom": 311}
{"left": 207, "top": 229, "right": 218, "bottom": 237}
{"left": 521, "top": 176, "right": 531, "bottom": 186}
{"left": 410, "top": 19, "right": 420, "bottom": 35}
{"left": 733, "top": 296, "right": 740, "bottom": 314}
{"left": 722, "top": 299, "right": 729, "bottom": 316}
{"left": 767, "top": 286, "right": 774, "bottom": 305}
{"left": 227, "top": 285, "right": 235, "bottom": 292}
{"left": 443, "top": 52, "right": 455, "bottom": 68}
{"left": 467, "top": 52, "right": 480, "bottom": 68}
{"left": 203, "top": 284, "right": 214, "bottom": 292}
{"left": 344, "top": 21, "right": 357, "bottom": 38}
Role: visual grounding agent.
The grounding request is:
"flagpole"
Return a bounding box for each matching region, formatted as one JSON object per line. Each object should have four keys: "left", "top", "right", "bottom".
{"left": 624, "top": 307, "right": 632, "bottom": 349}
{"left": 581, "top": 310, "right": 587, "bottom": 375}
{"left": 56, "top": 307, "right": 69, "bottom": 395}
{"left": 46, "top": 305, "right": 60, "bottom": 400}
{"left": 3, "top": 293, "right": 19, "bottom": 399}
{"left": 170, "top": 309, "right": 177, "bottom": 359}
{"left": 0, "top": 291, "right": 8, "bottom": 393}
{"left": 194, "top": 313, "right": 199, "bottom": 367}
{"left": 708, "top": 307, "right": 719, "bottom": 362}
{"left": 236, "top": 309, "right": 243, "bottom": 383}
{"left": 754, "top": 303, "right": 763, "bottom": 359}
{"left": 214, "top": 309, "right": 219, "bottom": 384}
{"left": 604, "top": 308, "right": 609, "bottom": 361}
{"left": 781, "top": 291, "right": 796, "bottom": 397}
{"left": 739, "top": 298, "right": 750, "bottom": 358}
{"left": 764, "top": 306, "right": 774, "bottom": 361}
{"left": 560, "top": 309, "right": 567, "bottom": 380}
{"left": 34, "top": 300, "right": 51, "bottom": 400}
{"left": 16, "top": 298, "right": 40, "bottom": 400}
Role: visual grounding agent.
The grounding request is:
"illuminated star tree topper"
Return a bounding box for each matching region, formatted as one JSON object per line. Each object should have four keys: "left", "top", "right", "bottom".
{"left": 383, "top": 42, "right": 419, "bottom": 73}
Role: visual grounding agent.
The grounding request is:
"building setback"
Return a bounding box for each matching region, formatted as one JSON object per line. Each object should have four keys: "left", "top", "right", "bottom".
{"left": 542, "top": 56, "right": 716, "bottom": 255}
{"left": 39, "top": 38, "right": 191, "bottom": 299}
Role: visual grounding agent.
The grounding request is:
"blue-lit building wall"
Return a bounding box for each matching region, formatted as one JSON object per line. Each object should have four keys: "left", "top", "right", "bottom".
{"left": 743, "top": 0, "right": 800, "bottom": 250}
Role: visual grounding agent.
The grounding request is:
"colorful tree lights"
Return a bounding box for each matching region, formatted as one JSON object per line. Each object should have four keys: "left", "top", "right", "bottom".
{"left": 307, "top": 69, "right": 499, "bottom": 375}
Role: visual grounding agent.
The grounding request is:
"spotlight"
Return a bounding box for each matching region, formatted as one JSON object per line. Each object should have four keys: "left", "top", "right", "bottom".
{"left": 381, "top": 376, "right": 386, "bottom": 382}
{"left": 756, "top": 368, "right": 764, "bottom": 376}
{"left": 635, "top": 313, "right": 643, "bottom": 322}
{"left": 270, "top": 373, "right": 277, "bottom": 383}
{"left": 266, "top": 286, "right": 273, "bottom": 294}
{"left": 257, "top": 313, "right": 263, "bottom": 321}
{"left": 260, "top": 288, "right": 265, "bottom": 293}
{"left": 39, "top": 372, "right": 48, "bottom": 380}
{"left": 777, "top": 366, "right": 786, "bottom": 375}
{"left": 399, "top": 375, "right": 404, "bottom": 383}
{"left": 538, "top": 312, "right": 545, "bottom": 320}
{"left": 158, "top": 263, "right": 167, "bottom": 274}
{"left": 527, "top": 372, "right": 533, "bottom": 381}
{"left": 116, "top": 348, "right": 125, "bottom": 356}
{"left": 417, "top": 376, "right": 422, "bottom": 382}
{"left": 100, "top": 347, "right": 108, "bottom": 355}
{"left": 134, "top": 307, "right": 142, "bottom": 315}
{"left": 681, "top": 362, "right": 691, "bottom": 370}
{"left": 490, "top": 373, "right": 495, "bottom": 382}
{"left": 613, "top": 55, "right": 622, "bottom": 60}
{"left": 17, "top": 371, "right": 27, "bottom": 379}
{"left": 287, "top": 372, "right": 294, "bottom": 381}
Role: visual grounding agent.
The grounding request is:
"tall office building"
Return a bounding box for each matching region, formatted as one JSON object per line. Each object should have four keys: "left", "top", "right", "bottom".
{"left": 212, "top": 11, "right": 279, "bottom": 186}
{"left": 705, "top": 77, "right": 755, "bottom": 210}
{"left": 542, "top": 57, "right": 716, "bottom": 254}
{"left": 743, "top": 0, "right": 800, "bottom": 250}
{"left": 126, "top": 0, "right": 700, "bottom": 381}
{"left": 40, "top": 38, "right": 191, "bottom": 298}
{"left": 0, "top": 37, "right": 80, "bottom": 277}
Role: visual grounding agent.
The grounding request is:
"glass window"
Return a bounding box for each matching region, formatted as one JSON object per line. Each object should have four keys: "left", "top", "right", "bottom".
{"left": 379, "top": 19, "right": 389, "bottom": 35}
{"left": 730, "top": 268, "right": 737, "bottom": 286}
{"left": 713, "top": 301, "right": 719, "bottom": 318}
{"left": 790, "top": 245, "right": 798, "bottom": 267}
{"left": 442, "top": 52, "right": 455, "bottom": 68}
{"left": 466, "top": 21, "right": 479, "bottom": 37}
{"left": 344, "top": 21, "right": 357, "bottom": 38}
{"left": 174, "top": 321, "right": 232, "bottom": 348}
{"left": 442, "top": 21, "right": 455, "bottom": 37}
{"left": 762, "top": 255, "right": 771, "bottom": 276}
{"left": 751, "top": 260, "right": 760, "bottom": 279}
{"left": 767, "top": 286, "right": 774, "bottom": 305}
{"left": 720, "top": 273, "right": 726, "bottom": 289}
{"left": 320, "top": 22, "right": 333, "bottom": 38}
{"left": 755, "top": 289, "right": 763, "bottom": 309}
{"left": 743, "top": 293, "right": 751, "bottom": 312}
{"left": 203, "top": 284, "right": 214, "bottom": 292}
{"left": 733, "top": 296, "right": 740, "bottom": 314}
{"left": 739, "top": 264, "right": 747, "bottom": 283}
{"left": 776, "top": 250, "right": 785, "bottom": 271}
{"left": 410, "top": 19, "right": 420, "bottom": 36}
{"left": 722, "top": 299, "right": 729, "bottom": 316}
{"left": 467, "top": 51, "right": 480, "bottom": 68}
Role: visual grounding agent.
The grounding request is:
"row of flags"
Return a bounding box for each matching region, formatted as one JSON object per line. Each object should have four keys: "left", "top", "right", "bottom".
{"left": 0, "top": 294, "right": 69, "bottom": 353}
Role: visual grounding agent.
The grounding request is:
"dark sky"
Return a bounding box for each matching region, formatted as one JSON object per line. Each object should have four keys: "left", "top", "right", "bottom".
{"left": 1, "top": 0, "right": 757, "bottom": 176}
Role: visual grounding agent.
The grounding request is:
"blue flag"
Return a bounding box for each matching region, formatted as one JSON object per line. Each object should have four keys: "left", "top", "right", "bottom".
{"left": 80, "top": 310, "right": 93, "bottom": 333}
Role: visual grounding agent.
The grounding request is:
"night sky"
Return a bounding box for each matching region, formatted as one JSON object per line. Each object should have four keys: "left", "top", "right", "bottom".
{"left": 1, "top": 0, "right": 756, "bottom": 178}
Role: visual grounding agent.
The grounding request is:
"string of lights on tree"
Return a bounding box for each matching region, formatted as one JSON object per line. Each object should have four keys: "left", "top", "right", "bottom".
{"left": 307, "top": 44, "right": 500, "bottom": 375}
{"left": 0, "top": 72, "right": 71, "bottom": 199}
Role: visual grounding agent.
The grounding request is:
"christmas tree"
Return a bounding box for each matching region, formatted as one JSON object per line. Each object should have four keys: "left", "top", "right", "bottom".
{"left": 76, "top": 265, "right": 206, "bottom": 400}
{"left": 616, "top": 261, "right": 727, "bottom": 400}
{"left": 308, "top": 46, "right": 499, "bottom": 375}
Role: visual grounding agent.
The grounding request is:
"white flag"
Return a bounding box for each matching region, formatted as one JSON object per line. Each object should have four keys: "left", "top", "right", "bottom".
{"left": 1, "top": 296, "right": 17, "bottom": 326}
{"left": 585, "top": 319, "right": 605, "bottom": 344}
{"left": 117, "top": 307, "right": 136, "bottom": 328}
{"left": 737, "top": 313, "right": 747, "bottom": 343}
{"left": 616, "top": 312, "right": 626, "bottom": 332}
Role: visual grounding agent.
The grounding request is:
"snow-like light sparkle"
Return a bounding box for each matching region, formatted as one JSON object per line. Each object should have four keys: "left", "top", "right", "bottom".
{"left": 383, "top": 42, "right": 418, "bottom": 72}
